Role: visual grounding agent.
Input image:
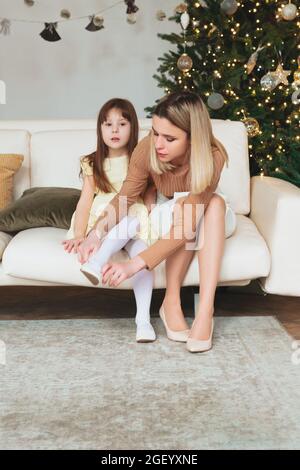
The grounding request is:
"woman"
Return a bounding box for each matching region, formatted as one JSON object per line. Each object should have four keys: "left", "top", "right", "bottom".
{"left": 78, "top": 91, "right": 234, "bottom": 353}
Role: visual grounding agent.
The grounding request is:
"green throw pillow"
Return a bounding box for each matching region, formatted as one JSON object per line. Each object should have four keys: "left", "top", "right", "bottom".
{"left": 0, "top": 187, "right": 81, "bottom": 233}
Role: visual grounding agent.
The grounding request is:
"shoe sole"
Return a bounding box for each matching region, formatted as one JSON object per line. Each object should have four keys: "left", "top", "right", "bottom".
{"left": 80, "top": 268, "right": 99, "bottom": 286}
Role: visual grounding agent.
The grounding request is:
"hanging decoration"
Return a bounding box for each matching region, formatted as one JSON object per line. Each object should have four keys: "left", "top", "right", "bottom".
{"left": 0, "top": 19, "right": 11, "bottom": 35}
{"left": 291, "top": 55, "right": 300, "bottom": 105}
{"left": 85, "top": 15, "right": 104, "bottom": 32}
{"left": 0, "top": 1, "right": 140, "bottom": 41}
{"left": 40, "top": 22, "right": 61, "bottom": 42}
{"left": 281, "top": 1, "right": 298, "bottom": 21}
{"left": 241, "top": 117, "right": 260, "bottom": 137}
{"left": 60, "top": 10, "right": 71, "bottom": 20}
{"left": 220, "top": 0, "right": 239, "bottom": 16}
{"left": 175, "top": 4, "right": 187, "bottom": 14}
{"left": 246, "top": 42, "right": 266, "bottom": 75}
{"left": 177, "top": 9, "right": 193, "bottom": 72}
{"left": 156, "top": 10, "right": 166, "bottom": 22}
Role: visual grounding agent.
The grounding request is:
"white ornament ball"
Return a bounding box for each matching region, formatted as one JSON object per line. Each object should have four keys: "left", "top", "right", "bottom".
{"left": 282, "top": 3, "right": 297, "bottom": 21}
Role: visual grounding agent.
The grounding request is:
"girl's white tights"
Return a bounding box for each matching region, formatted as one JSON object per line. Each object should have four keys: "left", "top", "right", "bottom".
{"left": 80, "top": 215, "right": 156, "bottom": 342}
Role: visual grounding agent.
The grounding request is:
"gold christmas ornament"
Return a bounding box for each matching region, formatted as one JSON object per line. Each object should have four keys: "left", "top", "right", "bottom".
{"left": 60, "top": 9, "right": 71, "bottom": 19}
{"left": 271, "top": 63, "right": 291, "bottom": 86}
{"left": 156, "top": 10, "right": 166, "bottom": 21}
{"left": 175, "top": 3, "right": 187, "bottom": 14}
{"left": 293, "top": 56, "right": 300, "bottom": 83}
{"left": 246, "top": 42, "right": 266, "bottom": 74}
{"left": 177, "top": 53, "right": 193, "bottom": 72}
{"left": 241, "top": 117, "right": 260, "bottom": 137}
{"left": 127, "top": 13, "right": 137, "bottom": 24}
{"left": 93, "top": 15, "right": 104, "bottom": 27}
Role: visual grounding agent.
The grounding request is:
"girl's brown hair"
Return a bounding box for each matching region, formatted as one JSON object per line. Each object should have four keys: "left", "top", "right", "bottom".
{"left": 80, "top": 98, "right": 139, "bottom": 193}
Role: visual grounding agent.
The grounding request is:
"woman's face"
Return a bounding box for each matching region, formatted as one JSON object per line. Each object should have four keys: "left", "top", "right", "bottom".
{"left": 152, "top": 115, "right": 189, "bottom": 165}
{"left": 101, "top": 108, "right": 131, "bottom": 151}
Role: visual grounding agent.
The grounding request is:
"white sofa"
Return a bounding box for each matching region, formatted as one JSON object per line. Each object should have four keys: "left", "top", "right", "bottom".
{"left": 0, "top": 118, "right": 298, "bottom": 296}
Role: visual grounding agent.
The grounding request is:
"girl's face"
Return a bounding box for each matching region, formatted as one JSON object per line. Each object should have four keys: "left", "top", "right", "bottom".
{"left": 152, "top": 115, "right": 190, "bottom": 165}
{"left": 101, "top": 108, "right": 131, "bottom": 153}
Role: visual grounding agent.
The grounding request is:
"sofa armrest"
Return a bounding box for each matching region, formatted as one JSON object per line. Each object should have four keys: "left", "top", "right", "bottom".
{"left": 250, "top": 175, "right": 300, "bottom": 296}
{"left": 0, "top": 231, "right": 13, "bottom": 261}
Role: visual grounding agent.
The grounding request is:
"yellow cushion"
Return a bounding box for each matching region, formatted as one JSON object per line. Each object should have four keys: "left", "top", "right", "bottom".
{"left": 0, "top": 154, "right": 24, "bottom": 210}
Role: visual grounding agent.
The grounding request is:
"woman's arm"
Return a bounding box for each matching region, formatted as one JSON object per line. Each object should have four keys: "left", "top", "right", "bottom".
{"left": 100, "top": 149, "right": 226, "bottom": 286}
{"left": 138, "top": 149, "right": 226, "bottom": 270}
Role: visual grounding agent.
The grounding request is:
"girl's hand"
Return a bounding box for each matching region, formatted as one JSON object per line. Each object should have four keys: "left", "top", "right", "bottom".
{"left": 62, "top": 237, "right": 85, "bottom": 254}
{"left": 101, "top": 256, "right": 146, "bottom": 287}
{"left": 77, "top": 229, "right": 102, "bottom": 264}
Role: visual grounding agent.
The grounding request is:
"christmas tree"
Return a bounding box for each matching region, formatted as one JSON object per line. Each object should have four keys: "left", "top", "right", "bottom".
{"left": 146, "top": 0, "right": 300, "bottom": 186}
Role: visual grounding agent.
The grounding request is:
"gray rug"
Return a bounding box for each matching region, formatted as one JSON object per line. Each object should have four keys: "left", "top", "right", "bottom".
{"left": 1, "top": 316, "right": 300, "bottom": 450}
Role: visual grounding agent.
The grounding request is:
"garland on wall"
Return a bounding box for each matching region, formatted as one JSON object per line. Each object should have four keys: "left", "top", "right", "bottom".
{"left": 0, "top": 0, "right": 141, "bottom": 41}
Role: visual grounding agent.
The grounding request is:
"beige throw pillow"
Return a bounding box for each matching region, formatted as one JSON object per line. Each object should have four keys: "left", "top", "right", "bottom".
{"left": 0, "top": 154, "right": 24, "bottom": 210}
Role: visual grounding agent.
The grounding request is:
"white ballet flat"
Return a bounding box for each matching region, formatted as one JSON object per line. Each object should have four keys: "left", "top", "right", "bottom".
{"left": 136, "top": 322, "right": 156, "bottom": 343}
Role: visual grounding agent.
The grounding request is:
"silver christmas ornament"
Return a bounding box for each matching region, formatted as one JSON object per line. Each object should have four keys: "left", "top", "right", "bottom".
{"left": 180, "top": 12, "right": 190, "bottom": 30}
{"left": 292, "top": 88, "right": 300, "bottom": 105}
{"left": 220, "top": 0, "right": 238, "bottom": 16}
{"left": 260, "top": 72, "right": 278, "bottom": 91}
{"left": 207, "top": 92, "right": 224, "bottom": 110}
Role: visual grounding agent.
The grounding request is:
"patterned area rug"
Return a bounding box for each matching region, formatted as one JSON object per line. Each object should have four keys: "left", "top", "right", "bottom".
{"left": 1, "top": 316, "right": 300, "bottom": 450}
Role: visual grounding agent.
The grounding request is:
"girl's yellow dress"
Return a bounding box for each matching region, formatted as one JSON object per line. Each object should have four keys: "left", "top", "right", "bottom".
{"left": 65, "top": 155, "right": 152, "bottom": 245}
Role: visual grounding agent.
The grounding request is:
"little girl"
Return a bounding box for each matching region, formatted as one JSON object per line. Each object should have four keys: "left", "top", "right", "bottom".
{"left": 63, "top": 98, "right": 157, "bottom": 343}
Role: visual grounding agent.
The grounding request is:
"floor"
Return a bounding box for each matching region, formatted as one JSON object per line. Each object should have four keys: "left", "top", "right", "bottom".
{"left": 1, "top": 281, "right": 300, "bottom": 339}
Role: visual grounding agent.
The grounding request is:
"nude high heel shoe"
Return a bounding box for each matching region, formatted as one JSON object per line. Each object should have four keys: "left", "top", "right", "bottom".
{"left": 186, "top": 318, "right": 214, "bottom": 353}
{"left": 159, "top": 305, "right": 190, "bottom": 342}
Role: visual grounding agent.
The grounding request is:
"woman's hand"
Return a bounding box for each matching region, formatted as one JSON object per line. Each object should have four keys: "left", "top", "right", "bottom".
{"left": 62, "top": 237, "right": 84, "bottom": 254}
{"left": 101, "top": 256, "right": 147, "bottom": 287}
{"left": 77, "top": 229, "right": 102, "bottom": 264}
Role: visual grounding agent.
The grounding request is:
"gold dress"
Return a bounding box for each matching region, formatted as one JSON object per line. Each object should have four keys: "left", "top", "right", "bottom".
{"left": 65, "top": 155, "right": 152, "bottom": 245}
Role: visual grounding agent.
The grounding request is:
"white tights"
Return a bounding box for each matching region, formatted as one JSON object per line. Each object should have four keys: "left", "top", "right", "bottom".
{"left": 84, "top": 216, "right": 154, "bottom": 333}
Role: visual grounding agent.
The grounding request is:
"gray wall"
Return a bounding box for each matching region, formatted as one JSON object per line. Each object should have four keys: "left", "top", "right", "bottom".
{"left": 0, "top": 0, "right": 179, "bottom": 119}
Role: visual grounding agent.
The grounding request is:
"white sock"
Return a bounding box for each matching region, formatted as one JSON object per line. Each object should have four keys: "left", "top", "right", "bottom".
{"left": 123, "top": 238, "right": 154, "bottom": 331}
{"left": 83, "top": 215, "right": 140, "bottom": 274}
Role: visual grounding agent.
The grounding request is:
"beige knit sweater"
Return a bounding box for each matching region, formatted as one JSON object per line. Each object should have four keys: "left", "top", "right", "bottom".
{"left": 94, "top": 133, "right": 226, "bottom": 270}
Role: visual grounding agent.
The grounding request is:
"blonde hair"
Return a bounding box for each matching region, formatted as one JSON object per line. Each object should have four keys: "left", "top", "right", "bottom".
{"left": 149, "top": 92, "right": 229, "bottom": 194}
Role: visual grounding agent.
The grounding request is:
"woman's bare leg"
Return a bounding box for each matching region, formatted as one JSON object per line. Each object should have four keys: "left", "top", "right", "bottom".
{"left": 189, "top": 194, "right": 226, "bottom": 340}
{"left": 162, "top": 243, "right": 195, "bottom": 331}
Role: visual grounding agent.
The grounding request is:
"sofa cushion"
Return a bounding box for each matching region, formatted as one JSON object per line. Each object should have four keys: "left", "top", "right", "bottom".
{"left": 0, "top": 154, "right": 24, "bottom": 209}
{"left": 0, "top": 187, "right": 81, "bottom": 233}
{"left": 2, "top": 215, "right": 270, "bottom": 289}
{"left": 0, "top": 130, "right": 31, "bottom": 200}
